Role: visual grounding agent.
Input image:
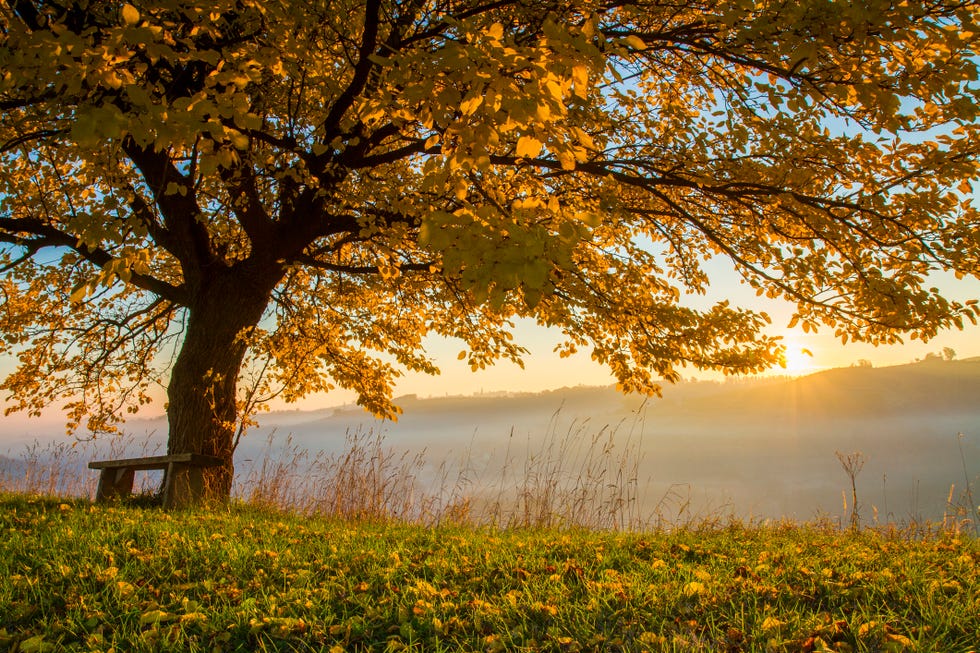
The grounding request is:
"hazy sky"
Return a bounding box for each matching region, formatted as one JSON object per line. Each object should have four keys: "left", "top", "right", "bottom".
{"left": 284, "top": 257, "right": 980, "bottom": 409}
{"left": 382, "top": 263, "right": 980, "bottom": 406}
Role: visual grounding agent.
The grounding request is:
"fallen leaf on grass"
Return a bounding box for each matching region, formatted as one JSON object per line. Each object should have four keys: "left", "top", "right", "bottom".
{"left": 140, "top": 609, "right": 175, "bottom": 625}
{"left": 18, "top": 635, "right": 57, "bottom": 653}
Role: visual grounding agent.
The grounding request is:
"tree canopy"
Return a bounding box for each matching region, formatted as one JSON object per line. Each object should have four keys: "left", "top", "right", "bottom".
{"left": 2, "top": 0, "right": 979, "bottom": 502}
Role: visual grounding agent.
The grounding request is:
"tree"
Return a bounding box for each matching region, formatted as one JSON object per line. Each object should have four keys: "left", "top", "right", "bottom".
{"left": 2, "top": 0, "right": 979, "bottom": 504}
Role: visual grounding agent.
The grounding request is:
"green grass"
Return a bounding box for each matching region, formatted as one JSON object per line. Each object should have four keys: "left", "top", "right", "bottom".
{"left": 1, "top": 494, "right": 977, "bottom": 652}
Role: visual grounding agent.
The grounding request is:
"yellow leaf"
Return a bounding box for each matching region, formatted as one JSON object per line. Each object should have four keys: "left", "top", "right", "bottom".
{"left": 121, "top": 4, "right": 140, "bottom": 26}
{"left": 487, "top": 23, "right": 504, "bottom": 41}
{"left": 623, "top": 35, "right": 646, "bottom": 51}
{"left": 69, "top": 282, "right": 89, "bottom": 303}
{"left": 229, "top": 130, "right": 250, "bottom": 150}
{"left": 545, "top": 79, "right": 563, "bottom": 101}
{"left": 96, "top": 566, "right": 118, "bottom": 581}
{"left": 572, "top": 127, "right": 595, "bottom": 150}
{"left": 140, "top": 609, "right": 174, "bottom": 625}
{"left": 460, "top": 93, "right": 483, "bottom": 116}
{"left": 516, "top": 136, "right": 542, "bottom": 158}
{"left": 857, "top": 621, "right": 879, "bottom": 637}
{"left": 19, "top": 636, "right": 56, "bottom": 653}
{"left": 683, "top": 581, "right": 706, "bottom": 596}
{"left": 760, "top": 617, "right": 784, "bottom": 630}
{"left": 884, "top": 633, "right": 914, "bottom": 646}
{"left": 180, "top": 613, "right": 207, "bottom": 623}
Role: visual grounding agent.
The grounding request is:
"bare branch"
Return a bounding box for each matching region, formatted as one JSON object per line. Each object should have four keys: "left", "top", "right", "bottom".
{"left": 0, "top": 128, "right": 65, "bottom": 152}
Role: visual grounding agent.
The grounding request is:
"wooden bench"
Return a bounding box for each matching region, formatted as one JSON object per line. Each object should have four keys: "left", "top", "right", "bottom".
{"left": 89, "top": 453, "right": 223, "bottom": 509}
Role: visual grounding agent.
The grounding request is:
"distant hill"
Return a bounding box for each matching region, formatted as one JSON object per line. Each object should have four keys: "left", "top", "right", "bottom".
{"left": 264, "top": 357, "right": 980, "bottom": 437}
{"left": 680, "top": 357, "right": 980, "bottom": 422}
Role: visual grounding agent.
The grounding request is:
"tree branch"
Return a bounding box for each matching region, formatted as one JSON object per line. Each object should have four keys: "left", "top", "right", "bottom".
{"left": 121, "top": 137, "right": 214, "bottom": 275}
{"left": 0, "top": 128, "right": 67, "bottom": 154}
{"left": 218, "top": 164, "right": 276, "bottom": 247}
{"left": 291, "top": 257, "right": 435, "bottom": 275}
{"left": 321, "top": 0, "right": 383, "bottom": 140}
{"left": 0, "top": 216, "right": 186, "bottom": 303}
{"left": 346, "top": 137, "right": 430, "bottom": 168}
{"left": 9, "top": 0, "right": 42, "bottom": 30}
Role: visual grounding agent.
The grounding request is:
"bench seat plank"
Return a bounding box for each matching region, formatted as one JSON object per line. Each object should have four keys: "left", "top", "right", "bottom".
{"left": 88, "top": 453, "right": 223, "bottom": 471}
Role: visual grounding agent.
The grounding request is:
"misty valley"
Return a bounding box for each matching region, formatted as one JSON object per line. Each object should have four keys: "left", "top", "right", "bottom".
{"left": 3, "top": 357, "right": 979, "bottom": 527}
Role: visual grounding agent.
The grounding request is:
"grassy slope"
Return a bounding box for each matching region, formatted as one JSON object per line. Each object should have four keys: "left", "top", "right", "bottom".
{"left": 2, "top": 495, "right": 977, "bottom": 653}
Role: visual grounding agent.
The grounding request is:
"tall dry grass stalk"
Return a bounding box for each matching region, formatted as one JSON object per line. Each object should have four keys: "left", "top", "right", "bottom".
{"left": 238, "top": 429, "right": 445, "bottom": 522}
{"left": 836, "top": 450, "right": 866, "bottom": 531}
{"left": 948, "top": 432, "right": 980, "bottom": 535}
{"left": 235, "top": 412, "right": 664, "bottom": 530}
{"left": 0, "top": 433, "right": 163, "bottom": 498}
{"left": 477, "top": 407, "right": 649, "bottom": 530}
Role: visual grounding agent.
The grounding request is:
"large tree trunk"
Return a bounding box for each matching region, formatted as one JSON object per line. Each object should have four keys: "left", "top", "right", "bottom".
{"left": 164, "top": 270, "right": 273, "bottom": 507}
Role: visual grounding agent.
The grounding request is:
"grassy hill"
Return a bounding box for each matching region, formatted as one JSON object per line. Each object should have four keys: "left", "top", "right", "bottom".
{"left": 1, "top": 494, "right": 977, "bottom": 653}
{"left": 2, "top": 365, "right": 978, "bottom": 650}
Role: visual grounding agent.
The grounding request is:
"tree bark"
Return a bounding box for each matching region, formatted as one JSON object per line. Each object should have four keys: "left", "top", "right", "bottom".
{"left": 165, "top": 267, "right": 275, "bottom": 506}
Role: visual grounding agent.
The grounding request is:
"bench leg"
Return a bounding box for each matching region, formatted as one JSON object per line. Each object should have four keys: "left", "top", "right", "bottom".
{"left": 162, "top": 463, "right": 207, "bottom": 509}
{"left": 95, "top": 468, "right": 135, "bottom": 502}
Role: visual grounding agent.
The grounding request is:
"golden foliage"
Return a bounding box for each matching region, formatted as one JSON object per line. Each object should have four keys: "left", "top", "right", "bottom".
{"left": 0, "top": 0, "right": 978, "bottom": 438}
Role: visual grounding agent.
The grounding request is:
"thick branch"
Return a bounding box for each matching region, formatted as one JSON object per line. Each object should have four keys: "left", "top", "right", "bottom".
{"left": 218, "top": 164, "right": 275, "bottom": 246}
{"left": 9, "top": 0, "right": 42, "bottom": 30}
{"left": 401, "top": 0, "right": 519, "bottom": 46}
{"left": 0, "top": 128, "right": 67, "bottom": 153}
{"left": 292, "top": 257, "right": 436, "bottom": 275}
{"left": 346, "top": 137, "right": 429, "bottom": 168}
{"left": 321, "top": 0, "right": 383, "bottom": 140}
{"left": 126, "top": 185, "right": 179, "bottom": 254}
{"left": 121, "top": 138, "right": 214, "bottom": 274}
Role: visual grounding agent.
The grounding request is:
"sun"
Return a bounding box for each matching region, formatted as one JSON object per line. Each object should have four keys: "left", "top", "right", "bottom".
{"left": 779, "top": 339, "right": 817, "bottom": 376}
